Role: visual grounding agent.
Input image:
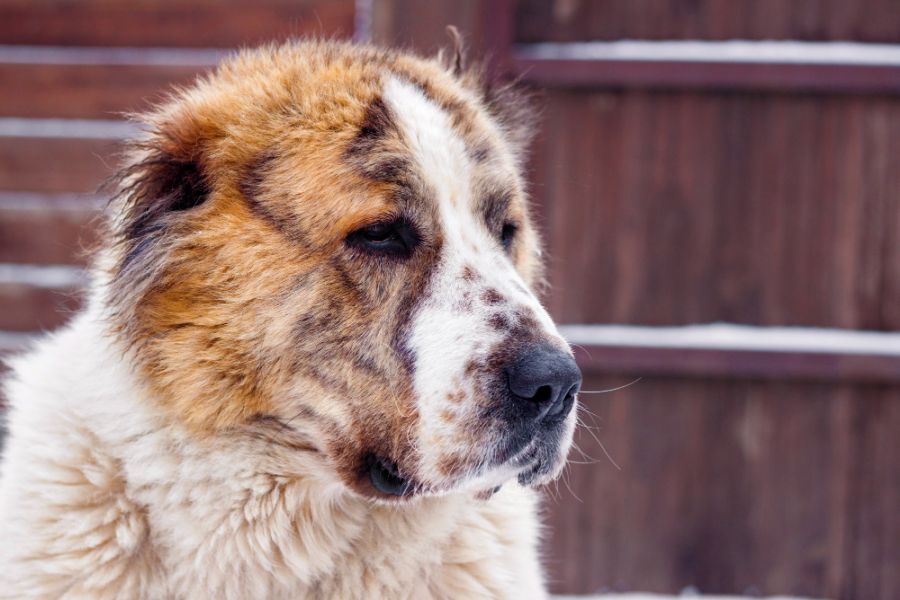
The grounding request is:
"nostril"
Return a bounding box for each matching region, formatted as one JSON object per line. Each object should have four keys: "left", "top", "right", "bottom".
{"left": 505, "top": 343, "right": 582, "bottom": 423}
{"left": 546, "top": 383, "right": 579, "bottom": 418}
{"left": 529, "top": 385, "right": 553, "bottom": 405}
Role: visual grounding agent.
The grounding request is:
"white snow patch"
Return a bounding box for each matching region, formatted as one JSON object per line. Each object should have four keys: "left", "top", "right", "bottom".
{"left": 0, "top": 118, "right": 141, "bottom": 139}
{"left": 518, "top": 40, "right": 900, "bottom": 66}
{"left": 0, "top": 192, "right": 102, "bottom": 212}
{"left": 0, "top": 331, "right": 34, "bottom": 354}
{"left": 0, "top": 44, "right": 227, "bottom": 66}
{"left": 559, "top": 323, "right": 900, "bottom": 357}
{"left": 0, "top": 264, "right": 87, "bottom": 289}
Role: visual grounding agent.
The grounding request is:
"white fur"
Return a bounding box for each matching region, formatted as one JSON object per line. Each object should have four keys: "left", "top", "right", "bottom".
{"left": 383, "top": 78, "right": 567, "bottom": 486}
{"left": 0, "top": 75, "right": 564, "bottom": 600}
{"left": 0, "top": 290, "right": 547, "bottom": 598}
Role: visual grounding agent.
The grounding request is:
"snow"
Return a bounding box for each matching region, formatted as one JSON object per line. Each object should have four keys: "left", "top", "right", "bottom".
{"left": 0, "top": 192, "right": 102, "bottom": 212}
{"left": 0, "top": 263, "right": 87, "bottom": 289}
{"left": 517, "top": 40, "right": 900, "bottom": 66}
{"left": 559, "top": 323, "right": 900, "bottom": 357}
{"left": 0, "top": 331, "right": 34, "bottom": 354}
{"left": 0, "top": 44, "right": 226, "bottom": 66}
{"left": 0, "top": 117, "right": 140, "bottom": 140}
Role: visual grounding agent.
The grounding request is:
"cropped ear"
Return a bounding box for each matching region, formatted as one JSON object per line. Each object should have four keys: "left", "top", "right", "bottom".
{"left": 109, "top": 112, "right": 211, "bottom": 262}
{"left": 481, "top": 76, "right": 539, "bottom": 162}
{"left": 105, "top": 110, "right": 214, "bottom": 312}
{"left": 440, "top": 25, "right": 465, "bottom": 77}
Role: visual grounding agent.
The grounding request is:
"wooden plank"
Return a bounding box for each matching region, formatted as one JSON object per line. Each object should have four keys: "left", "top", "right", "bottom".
{"left": 876, "top": 104, "right": 900, "bottom": 329}
{"left": 0, "top": 194, "right": 101, "bottom": 265}
{"left": 572, "top": 345, "right": 900, "bottom": 384}
{"left": 515, "top": 0, "right": 900, "bottom": 45}
{"left": 544, "top": 375, "right": 862, "bottom": 596}
{"left": 0, "top": 62, "right": 209, "bottom": 118}
{"left": 532, "top": 90, "right": 900, "bottom": 329}
{"left": 372, "top": 0, "right": 494, "bottom": 56}
{"left": 0, "top": 136, "right": 122, "bottom": 193}
{"left": 841, "top": 386, "right": 900, "bottom": 599}
{"left": 513, "top": 56, "right": 900, "bottom": 94}
{"left": 0, "top": 282, "right": 84, "bottom": 331}
{"left": 0, "top": 0, "right": 354, "bottom": 47}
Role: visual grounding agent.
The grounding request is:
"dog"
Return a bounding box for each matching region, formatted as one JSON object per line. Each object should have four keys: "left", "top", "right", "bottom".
{"left": 0, "top": 40, "right": 581, "bottom": 599}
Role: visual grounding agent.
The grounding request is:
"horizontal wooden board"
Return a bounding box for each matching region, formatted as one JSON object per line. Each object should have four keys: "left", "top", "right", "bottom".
{"left": 0, "top": 62, "right": 209, "bottom": 119}
{"left": 572, "top": 344, "right": 900, "bottom": 384}
{"left": 0, "top": 136, "right": 122, "bottom": 192}
{"left": 516, "top": 0, "right": 900, "bottom": 44}
{"left": 513, "top": 57, "right": 900, "bottom": 95}
{"left": 0, "top": 195, "right": 100, "bottom": 264}
{"left": 543, "top": 374, "right": 898, "bottom": 597}
{"left": 532, "top": 90, "right": 900, "bottom": 330}
{"left": 0, "top": 0, "right": 354, "bottom": 47}
{"left": 0, "top": 282, "right": 83, "bottom": 331}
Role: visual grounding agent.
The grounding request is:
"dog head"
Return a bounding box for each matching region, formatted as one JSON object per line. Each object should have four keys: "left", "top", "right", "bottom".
{"left": 105, "top": 41, "right": 580, "bottom": 500}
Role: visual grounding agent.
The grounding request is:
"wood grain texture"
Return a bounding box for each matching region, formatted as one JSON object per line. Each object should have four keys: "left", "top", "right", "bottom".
{"left": 512, "top": 59, "right": 900, "bottom": 95}
{"left": 532, "top": 90, "right": 900, "bottom": 330}
{"left": 572, "top": 345, "right": 900, "bottom": 384}
{"left": 0, "top": 200, "right": 99, "bottom": 265}
{"left": 0, "top": 1, "right": 896, "bottom": 597}
{"left": 0, "top": 0, "right": 354, "bottom": 47}
{"left": 516, "top": 0, "right": 900, "bottom": 44}
{"left": 372, "top": 0, "right": 494, "bottom": 56}
{"left": 542, "top": 375, "right": 898, "bottom": 597}
{"left": 0, "top": 283, "right": 83, "bottom": 331}
{"left": 0, "top": 63, "right": 209, "bottom": 119}
{"left": 0, "top": 136, "right": 122, "bottom": 192}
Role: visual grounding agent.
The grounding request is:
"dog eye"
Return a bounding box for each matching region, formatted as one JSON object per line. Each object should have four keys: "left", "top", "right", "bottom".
{"left": 347, "top": 218, "right": 417, "bottom": 257}
{"left": 500, "top": 222, "right": 517, "bottom": 252}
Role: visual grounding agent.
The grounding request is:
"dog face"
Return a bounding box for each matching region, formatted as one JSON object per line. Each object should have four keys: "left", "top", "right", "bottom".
{"left": 107, "top": 42, "right": 580, "bottom": 500}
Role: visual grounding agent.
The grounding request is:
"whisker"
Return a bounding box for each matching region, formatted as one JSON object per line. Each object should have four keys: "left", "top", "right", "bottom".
{"left": 561, "top": 463, "right": 582, "bottom": 503}
{"left": 594, "top": 440, "right": 622, "bottom": 471}
{"left": 576, "top": 415, "right": 623, "bottom": 471}
{"left": 579, "top": 377, "right": 643, "bottom": 394}
{"left": 568, "top": 342, "right": 593, "bottom": 360}
{"left": 576, "top": 403, "right": 603, "bottom": 422}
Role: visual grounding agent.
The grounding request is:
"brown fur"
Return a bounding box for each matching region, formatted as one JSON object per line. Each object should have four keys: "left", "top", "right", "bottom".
{"left": 103, "top": 40, "right": 540, "bottom": 496}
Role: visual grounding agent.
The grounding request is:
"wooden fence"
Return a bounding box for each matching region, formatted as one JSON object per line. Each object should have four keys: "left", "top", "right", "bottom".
{"left": 1, "top": 1, "right": 898, "bottom": 597}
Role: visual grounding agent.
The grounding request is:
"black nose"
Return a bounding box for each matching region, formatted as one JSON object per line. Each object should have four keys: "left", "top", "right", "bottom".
{"left": 506, "top": 343, "right": 581, "bottom": 423}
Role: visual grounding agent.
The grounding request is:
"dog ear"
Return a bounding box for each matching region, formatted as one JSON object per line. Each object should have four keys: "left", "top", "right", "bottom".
{"left": 441, "top": 25, "right": 465, "bottom": 77}
{"left": 109, "top": 111, "right": 213, "bottom": 270}
{"left": 481, "top": 76, "right": 538, "bottom": 163}
{"left": 104, "top": 108, "right": 218, "bottom": 320}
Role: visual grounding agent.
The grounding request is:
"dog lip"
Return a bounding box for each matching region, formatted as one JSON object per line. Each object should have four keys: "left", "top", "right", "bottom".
{"left": 367, "top": 454, "right": 415, "bottom": 497}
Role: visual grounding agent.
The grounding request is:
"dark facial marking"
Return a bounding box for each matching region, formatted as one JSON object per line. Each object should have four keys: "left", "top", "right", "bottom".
{"left": 237, "top": 150, "right": 307, "bottom": 242}
{"left": 347, "top": 96, "right": 395, "bottom": 152}
{"left": 468, "top": 143, "right": 491, "bottom": 163}
{"left": 344, "top": 96, "right": 413, "bottom": 185}
{"left": 488, "top": 313, "right": 512, "bottom": 331}
{"left": 482, "top": 288, "right": 504, "bottom": 306}
{"left": 238, "top": 150, "right": 276, "bottom": 204}
{"left": 480, "top": 188, "right": 514, "bottom": 237}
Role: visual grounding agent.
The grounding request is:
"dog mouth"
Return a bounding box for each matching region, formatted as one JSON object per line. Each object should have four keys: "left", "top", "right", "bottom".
{"left": 367, "top": 454, "right": 416, "bottom": 497}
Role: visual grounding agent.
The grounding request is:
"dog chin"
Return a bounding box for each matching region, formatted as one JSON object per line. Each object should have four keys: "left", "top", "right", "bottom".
{"left": 362, "top": 416, "right": 576, "bottom": 502}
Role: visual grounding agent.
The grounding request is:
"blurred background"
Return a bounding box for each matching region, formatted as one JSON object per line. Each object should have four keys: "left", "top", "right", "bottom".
{"left": 0, "top": 1, "right": 897, "bottom": 598}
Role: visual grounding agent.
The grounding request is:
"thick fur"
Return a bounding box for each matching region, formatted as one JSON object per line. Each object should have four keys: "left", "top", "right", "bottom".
{"left": 0, "top": 41, "right": 573, "bottom": 599}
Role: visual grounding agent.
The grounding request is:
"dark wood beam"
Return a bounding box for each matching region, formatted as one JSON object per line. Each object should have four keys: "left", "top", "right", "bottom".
{"left": 511, "top": 43, "right": 900, "bottom": 93}
{"left": 573, "top": 344, "right": 900, "bottom": 384}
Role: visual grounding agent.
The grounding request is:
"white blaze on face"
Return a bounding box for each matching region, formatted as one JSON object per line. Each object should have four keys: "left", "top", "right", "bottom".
{"left": 382, "top": 77, "right": 564, "bottom": 487}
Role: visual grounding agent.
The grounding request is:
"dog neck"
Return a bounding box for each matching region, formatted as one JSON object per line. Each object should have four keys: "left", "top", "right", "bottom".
{"left": 11, "top": 300, "right": 480, "bottom": 584}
